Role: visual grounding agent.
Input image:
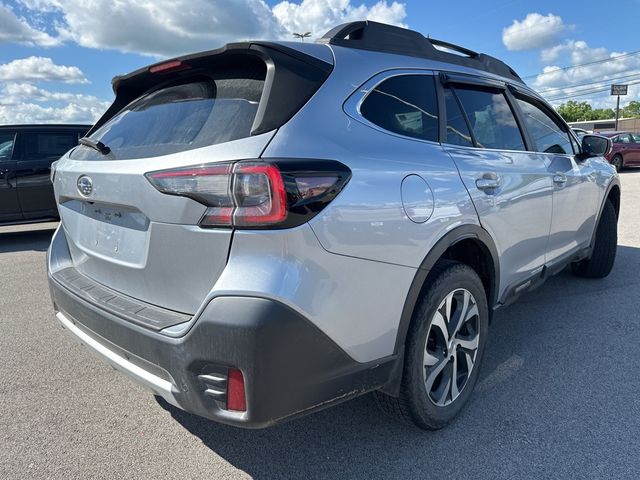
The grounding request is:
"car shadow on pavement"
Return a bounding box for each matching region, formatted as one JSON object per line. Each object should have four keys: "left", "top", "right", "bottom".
{"left": 161, "top": 244, "right": 640, "bottom": 479}
{"left": 0, "top": 228, "right": 56, "bottom": 253}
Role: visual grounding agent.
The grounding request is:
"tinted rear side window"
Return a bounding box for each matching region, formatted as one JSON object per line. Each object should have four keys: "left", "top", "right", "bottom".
{"left": 23, "top": 132, "right": 76, "bottom": 159}
{"left": 454, "top": 87, "right": 525, "bottom": 151}
{"left": 0, "top": 132, "right": 16, "bottom": 160}
{"left": 443, "top": 88, "right": 473, "bottom": 147}
{"left": 360, "top": 75, "right": 439, "bottom": 142}
{"left": 73, "top": 75, "right": 265, "bottom": 161}
{"left": 515, "top": 98, "right": 573, "bottom": 154}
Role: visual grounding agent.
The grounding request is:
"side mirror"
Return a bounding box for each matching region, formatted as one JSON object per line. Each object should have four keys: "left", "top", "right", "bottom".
{"left": 579, "top": 134, "right": 612, "bottom": 159}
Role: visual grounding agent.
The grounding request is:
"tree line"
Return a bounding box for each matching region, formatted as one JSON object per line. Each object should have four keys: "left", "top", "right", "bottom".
{"left": 555, "top": 100, "right": 640, "bottom": 123}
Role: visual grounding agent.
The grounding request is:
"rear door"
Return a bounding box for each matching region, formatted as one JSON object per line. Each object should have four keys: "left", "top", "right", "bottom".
{"left": 441, "top": 77, "right": 553, "bottom": 297}
{"left": 16, "top": 129, "right": 76, "bottom": 219}
{"left": 0, "top": 130, "right": 21, "bottom": 223}
{"left": 615, "top": 133, "right": 634, "bottom": 164}
{"left": 628, "top": 134, "right": 640, "bottom": 164}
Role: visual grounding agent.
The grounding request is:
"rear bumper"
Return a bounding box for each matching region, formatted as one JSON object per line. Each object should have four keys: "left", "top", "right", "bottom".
{"left": 48, "top": 271, "right": 397, "bottom": 428}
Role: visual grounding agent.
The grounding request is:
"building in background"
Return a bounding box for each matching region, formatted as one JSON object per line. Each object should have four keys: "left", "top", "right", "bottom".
{"left": 568, "top": 117, "right": 640, "bottom": 133}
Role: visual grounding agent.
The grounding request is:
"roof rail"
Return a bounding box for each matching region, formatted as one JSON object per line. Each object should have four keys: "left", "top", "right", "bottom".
{"left": 319, "top": 21, "right": 523, "bottom": 83}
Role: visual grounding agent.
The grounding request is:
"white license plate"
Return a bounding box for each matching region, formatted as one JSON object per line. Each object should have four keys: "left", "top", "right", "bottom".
{"left": 65, "top": 201, "right": 150, "bottom": 265}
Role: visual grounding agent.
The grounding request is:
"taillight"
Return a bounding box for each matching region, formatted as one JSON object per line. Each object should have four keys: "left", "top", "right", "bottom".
{"left": 232, "top": 163, "right": 287, "bottom": 227}
{"left": 145, "top": 159, "right": 350, "bottom": 229}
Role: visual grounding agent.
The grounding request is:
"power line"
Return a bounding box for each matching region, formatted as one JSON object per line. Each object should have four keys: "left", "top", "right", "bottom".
{"left": 544, "top": 81, "right": 631, "bottom": 100}
{"left": 536, "top": 71, "right": 640, "bottom": 94}
{"left": 544, "top": 78, "right": 640, "bottom": 102}
{"left": 521, "top": 50, "right": 640, "bottom": 80}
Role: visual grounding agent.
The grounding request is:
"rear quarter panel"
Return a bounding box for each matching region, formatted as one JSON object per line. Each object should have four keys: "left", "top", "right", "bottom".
{"left": 263, "top": 47, "right": 480, "bottom": 269}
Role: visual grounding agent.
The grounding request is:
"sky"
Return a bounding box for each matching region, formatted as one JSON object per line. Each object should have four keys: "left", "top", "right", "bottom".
{"left": 0, "top": 0, "right": 637, "bottom": 124}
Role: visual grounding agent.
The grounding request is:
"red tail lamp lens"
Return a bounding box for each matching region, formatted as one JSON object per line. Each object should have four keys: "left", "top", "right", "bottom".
{"left": 233, "top": 163, "right": 287, "bottom": 226}
{"left": 227, "top": 368, "right": 246, "bottom": 412}
{"left": 146, "top": 162, "right": 287, "bottom": 227}
{"left": 145, "top": 159, "right": 351, "bottom": 229}
{"left": 145, "top": 164, "right": 234, "bottom": 226}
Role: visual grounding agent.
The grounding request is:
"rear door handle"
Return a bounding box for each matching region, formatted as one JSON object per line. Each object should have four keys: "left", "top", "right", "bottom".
{"left": 475, "top": 173, "right": 501, "bottom": 191}
{"left": 553, "top": 173, "right": 567, "bottom": 185}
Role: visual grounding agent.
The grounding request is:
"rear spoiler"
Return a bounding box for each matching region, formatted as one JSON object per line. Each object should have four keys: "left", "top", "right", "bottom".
{"left": 88, "top": 42, "right": 333, "bottom": 137}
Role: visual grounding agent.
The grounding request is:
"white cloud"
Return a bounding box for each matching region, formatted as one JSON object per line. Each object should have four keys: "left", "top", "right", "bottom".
{"left": 2, "top": 0, "right": 408, "bottom": 123}
{"left": 502, "top": 13, "right": 567, "bottom": 51}
{"left": 0, "top": 82, "right": 109, "bottom": 124}
{"left": 532, "top": 41, "right": 640, "bottom": 108}
{"left": 272, "top": 0, "right": 406, "bottom": 39}
{"left": 0, "top": 3, "right": 59, "bottom": 46}
{"left": 14, "top": 0, "right": 407, "bottom": 57}
{"left": 50, "top": 0, "right": 282, "bottom": 57}
{"left": 0, "top": 56, "right": 88, "bottom": 84}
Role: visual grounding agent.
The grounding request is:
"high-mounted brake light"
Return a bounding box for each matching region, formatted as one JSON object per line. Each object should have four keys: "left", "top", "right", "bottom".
{"left": 149, "top": 60, "right": 189, "bottom": 74}
{"left": 145, "top": 159, "right": 351, "bottom": 229}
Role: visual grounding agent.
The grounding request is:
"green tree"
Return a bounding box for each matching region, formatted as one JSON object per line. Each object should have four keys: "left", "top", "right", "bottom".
{"left": 623, "top": 100, "right": 640, "bottom": 118}
{"left": 556, "top": 101, "right": 593, "bottom": 122}
{"left": 590, "top": 108, "right": 615, "bottom": 120}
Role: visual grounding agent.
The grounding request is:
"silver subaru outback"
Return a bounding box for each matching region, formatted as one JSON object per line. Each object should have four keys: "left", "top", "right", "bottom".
{"left": 47, "top": 21, "right": 620, "bottom": 429}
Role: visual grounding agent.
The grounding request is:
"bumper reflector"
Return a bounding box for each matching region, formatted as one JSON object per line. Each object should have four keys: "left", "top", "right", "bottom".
{"left": 227, "top": 368, "right": 247, "bottom": 412}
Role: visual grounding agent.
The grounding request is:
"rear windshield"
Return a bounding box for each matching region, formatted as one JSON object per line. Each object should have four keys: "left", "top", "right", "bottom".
{"left": 71, "top": 75, "right": 265, "bottom": 160}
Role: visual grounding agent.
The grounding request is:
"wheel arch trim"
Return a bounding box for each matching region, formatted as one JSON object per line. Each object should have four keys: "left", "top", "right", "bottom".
{"left": 590, "top": 179, "right": 621, "bottom": 251}
{"left": 392, "top": 224, "right": 499, "bottom": 356}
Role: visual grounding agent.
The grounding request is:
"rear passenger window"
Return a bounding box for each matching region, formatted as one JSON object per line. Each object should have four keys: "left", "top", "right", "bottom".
{"left": 360, "top": 75, "right": 439, "bottom": 142}
{"left": 0, "top": 132, "right": 15, "bottom": 160}
{"left": 443, "top": 88, "right": 473, "bottom": 147}
{"left": 515, "top": 98, "right": 573, "bottom": 154}
{"left": 615, "top": 133, "right": 632, "bottom": 144}
{"left": 23, "top": 132, "right": 76, "bottom": 159}
{"left": 453, "top": 87, "right": 525, "bottom": 151}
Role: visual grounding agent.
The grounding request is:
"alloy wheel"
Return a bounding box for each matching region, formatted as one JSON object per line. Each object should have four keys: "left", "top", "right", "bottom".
{"left": 423, "top": 288, "right": 480, "bottom": 407}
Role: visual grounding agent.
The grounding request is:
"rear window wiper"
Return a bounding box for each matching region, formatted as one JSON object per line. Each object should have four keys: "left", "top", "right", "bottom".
{"left": 79, "top": 137, "right": 111, "bottom": 155}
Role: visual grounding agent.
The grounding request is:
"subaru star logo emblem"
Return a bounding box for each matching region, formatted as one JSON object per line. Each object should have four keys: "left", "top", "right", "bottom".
{"left": 77, "top": 175, "right": 93, "bottom": 196}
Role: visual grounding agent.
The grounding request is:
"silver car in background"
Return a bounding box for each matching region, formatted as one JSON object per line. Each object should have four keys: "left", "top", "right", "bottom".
{"left": 48, "top": 21, "right": 619, "bottom": 429}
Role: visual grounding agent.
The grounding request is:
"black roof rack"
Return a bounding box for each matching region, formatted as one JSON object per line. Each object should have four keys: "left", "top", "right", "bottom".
{"left": 319, "top": 21, "right": 523, "bottom": 84}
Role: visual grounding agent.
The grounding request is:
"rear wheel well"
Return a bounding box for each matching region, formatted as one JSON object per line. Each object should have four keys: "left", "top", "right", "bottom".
{"left": 441, "top": 238, "right": 496, "bottom": 316}
{"left": 384, "top": 230, "right": 498, "bottom": 396}
{"left": 607, "top": 185, "right": 621, "bottom": 219}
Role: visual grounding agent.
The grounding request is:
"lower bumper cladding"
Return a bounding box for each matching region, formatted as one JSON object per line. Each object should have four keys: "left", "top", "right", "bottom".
{"left": 49, "top": 273, "right": 398, "bottom": 428}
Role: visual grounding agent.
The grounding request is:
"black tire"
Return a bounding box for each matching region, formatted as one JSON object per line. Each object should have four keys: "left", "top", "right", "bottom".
{"left": 611, "top": 154, "right": 623, "bottom": 172}
{"left": 375, "top": 260, "right": 489, "bottom": 430}
{"left": 571, "top": 200, "right": 617, "bottom": 278}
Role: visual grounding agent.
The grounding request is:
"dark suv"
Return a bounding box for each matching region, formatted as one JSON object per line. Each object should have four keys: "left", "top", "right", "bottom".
{"left": 0, "top": 124, "right": 90, "bottom": 225}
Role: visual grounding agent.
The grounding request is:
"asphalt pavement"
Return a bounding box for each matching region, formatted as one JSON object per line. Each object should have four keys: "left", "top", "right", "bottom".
{"left": 1, "top": 172, "right": 640, "bottom": 480}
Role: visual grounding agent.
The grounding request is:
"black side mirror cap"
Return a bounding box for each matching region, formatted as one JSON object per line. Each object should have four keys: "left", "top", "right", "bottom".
{"left": 577, "top": 134, "right": 612, "bottom": 160}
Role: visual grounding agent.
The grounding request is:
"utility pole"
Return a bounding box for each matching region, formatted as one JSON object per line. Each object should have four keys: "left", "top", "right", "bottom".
{"left": 611, "top": 84, "right": 628, "bottom": 130}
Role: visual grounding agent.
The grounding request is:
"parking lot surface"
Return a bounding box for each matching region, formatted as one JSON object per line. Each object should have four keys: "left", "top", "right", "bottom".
{"left": 1, "top": 173, "right": 640, "bottom": 480}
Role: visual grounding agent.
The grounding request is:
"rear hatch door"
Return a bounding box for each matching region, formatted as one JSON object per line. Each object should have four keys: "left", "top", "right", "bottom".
{"left": 53, "top": 43, "right": 332, "bottom": 316}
